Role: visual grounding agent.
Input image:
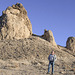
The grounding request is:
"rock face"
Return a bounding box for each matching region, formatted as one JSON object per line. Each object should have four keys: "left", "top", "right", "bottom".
{"left": 42, "top": 29, "right": 57, "bottom": 47}
{"left": 0, "top": 3, "right": 32, "bottom": 40}
{"left": 66, "top": 37, "right": 75, "bottom": 52}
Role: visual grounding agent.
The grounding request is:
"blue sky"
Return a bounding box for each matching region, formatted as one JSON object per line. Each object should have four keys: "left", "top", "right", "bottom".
{"left": 0, "top": 0, "right": 75, "bottom": 46}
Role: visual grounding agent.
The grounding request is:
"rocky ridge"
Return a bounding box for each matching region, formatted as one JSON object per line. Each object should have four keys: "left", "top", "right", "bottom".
{"left": 0, "top": 36, "right": 75, "bottom": 75}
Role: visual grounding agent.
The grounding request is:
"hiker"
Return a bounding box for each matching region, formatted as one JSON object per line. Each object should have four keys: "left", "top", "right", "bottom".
{"left": 47, "top": 50, "right": 57, "bottom": 74}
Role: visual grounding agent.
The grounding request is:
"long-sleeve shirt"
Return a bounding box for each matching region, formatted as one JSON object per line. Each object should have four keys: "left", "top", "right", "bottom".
{"left": 48, "top": 54, "right": 57, "bottom": 62}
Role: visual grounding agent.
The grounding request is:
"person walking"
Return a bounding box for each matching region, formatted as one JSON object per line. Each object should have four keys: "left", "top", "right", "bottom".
{"left": 47, "top": 50, "right": 57, "bottom": 75}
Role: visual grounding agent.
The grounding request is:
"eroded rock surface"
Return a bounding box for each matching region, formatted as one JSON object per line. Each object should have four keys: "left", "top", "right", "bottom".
{"left": 66, "top": 37, "right": 75, "bottom": 52}
{"left": 0, "top": 3, "right": 32, "bottom": 40}
{"left": 42, "top": 29, "right": 57, "bottom": 47}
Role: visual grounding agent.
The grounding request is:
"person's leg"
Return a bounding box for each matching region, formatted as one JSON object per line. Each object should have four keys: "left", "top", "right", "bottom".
{"left": 48, "top": 61, "right": 51, "bottom": 73}
{"left": 52, "top": 62, "right": 54, "bottom": 74}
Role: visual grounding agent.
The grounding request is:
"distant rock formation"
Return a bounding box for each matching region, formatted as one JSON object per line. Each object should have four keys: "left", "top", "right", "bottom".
{"left": 42, "top": 29, "right": 57, "bottom": 47}
{"left": 66, "top": 37, "right": 75, "bottom": 52}
{"left": 0, "top": 3, "right": 32, "bottom": 40}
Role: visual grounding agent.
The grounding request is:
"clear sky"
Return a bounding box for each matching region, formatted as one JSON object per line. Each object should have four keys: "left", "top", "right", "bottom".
{"left": 0, "top": 0, "right": 75, "bottom": 46}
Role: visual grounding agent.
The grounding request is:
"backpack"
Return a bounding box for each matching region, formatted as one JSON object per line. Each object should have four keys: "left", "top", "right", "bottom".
{"left": 48, "top": 54, "right": 54, "bottom": 62}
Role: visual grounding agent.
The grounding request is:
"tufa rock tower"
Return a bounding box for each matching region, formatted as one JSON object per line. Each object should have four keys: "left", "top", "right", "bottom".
{"left": 42, "top": 29, "right": 57, "bottom": 47}
{"left": 66, "top": 37, "right": 75, "bottom": 52}
{"left": 0, "top": 3, "right": 32, "bottom": 40}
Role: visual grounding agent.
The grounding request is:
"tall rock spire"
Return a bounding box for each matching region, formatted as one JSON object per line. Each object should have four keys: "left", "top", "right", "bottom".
{"left": 0, "top": 3, "right": 32, "bottom": 40}
{"left": 42, "top": 29, "right": 57, "bottom": 47}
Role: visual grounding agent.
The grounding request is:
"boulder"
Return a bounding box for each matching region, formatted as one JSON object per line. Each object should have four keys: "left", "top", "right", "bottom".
{"left": 66, "top": 37, "right": 75, "bottom": 52}
{"left": 0, "top": 3, "right": 32, "bottom": 40}
{"left": 42, "top": 29, "right": 57, "bottom": 47}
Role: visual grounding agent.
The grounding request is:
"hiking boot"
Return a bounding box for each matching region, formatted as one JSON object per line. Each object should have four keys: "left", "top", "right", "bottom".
{"left": 51, "top": 73, "right": 54, "bottom": 75}
{"left": 46, "top": 72, "right": 50, "bottom": 74}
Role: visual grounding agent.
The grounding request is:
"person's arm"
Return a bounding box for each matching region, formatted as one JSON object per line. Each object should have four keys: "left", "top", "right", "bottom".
{"left": 48, "top": 55, "right": 50, "bottom": 60}
{"left": 54, "top": 55, "right": 57, "bottom": 61}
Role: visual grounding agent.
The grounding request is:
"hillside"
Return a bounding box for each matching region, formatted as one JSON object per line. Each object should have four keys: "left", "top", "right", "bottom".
{"left": 0, "top": 35, "right": 75, "bottom": 75}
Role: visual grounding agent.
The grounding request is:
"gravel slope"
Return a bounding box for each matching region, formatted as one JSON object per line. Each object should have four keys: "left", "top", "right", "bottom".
{"left": 0, "top": 36, "right": 75, "bottom": 75}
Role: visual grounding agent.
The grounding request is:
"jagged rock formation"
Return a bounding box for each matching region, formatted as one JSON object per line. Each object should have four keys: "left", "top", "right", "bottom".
{"left": 0, "top": 3, "right": 32, "bottom": 40}
{"left": 66, "top": 37, "right": 75, "bottom": 52}
{"left": 42, "top": 29, "right": 57, "bottom": 47}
